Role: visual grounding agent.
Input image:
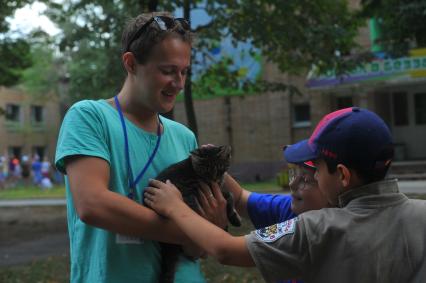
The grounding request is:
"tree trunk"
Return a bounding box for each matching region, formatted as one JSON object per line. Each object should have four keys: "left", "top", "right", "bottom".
{"left": 183, "top": 0, "right": 199, "bottom": 139}
{"left": 148, "top": 0, "right": 158, "bottom": 12}
{"left": 138, "top": 0, "right": 158, "bottom": 12}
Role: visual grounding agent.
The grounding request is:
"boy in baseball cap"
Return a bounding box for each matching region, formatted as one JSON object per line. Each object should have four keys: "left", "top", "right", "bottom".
{"left": 144, "top": 107, "right": 426, "bottom": 283}
{"left": 284, "top": 106, "right": 394, "bottom": 206}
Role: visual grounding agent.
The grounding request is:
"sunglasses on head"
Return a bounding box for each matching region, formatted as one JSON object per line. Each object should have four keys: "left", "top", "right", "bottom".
{"left": 126, "top": 16, "right": 190, "bottom": 52}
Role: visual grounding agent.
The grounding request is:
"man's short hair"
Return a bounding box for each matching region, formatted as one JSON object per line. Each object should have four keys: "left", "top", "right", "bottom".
{"left": 121, "top": 12, "right": 193, "bottom": 64}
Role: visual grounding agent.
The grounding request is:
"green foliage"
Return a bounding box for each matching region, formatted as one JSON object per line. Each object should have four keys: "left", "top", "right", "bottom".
{"left": 20, "top": 31, "right": 60, "bottom": 97}
{"left": 65, "top": 38, "right": 124, "bottom": 101}
{"left": 0, "top": 0, "right": 34, "bottom": 86}
{"left": 361, "top": 0, "right": 426, "bottom": 56}
{"left": 192, "top": 56, "right": 252, "bottom": 99}
{"left": 41, "top": 0, "right": 364, "bottom": 103}
{"left": 43, "top": 0, "right": 131, "bottom": 101}
{"left": 191, "top": 55, "right": 301, "bottom": 100}
{"left": 0, "top": 38, "right": 32, "bottom": 86}
{"left": 204, "top": 0, "right": 363, "bottom": 76}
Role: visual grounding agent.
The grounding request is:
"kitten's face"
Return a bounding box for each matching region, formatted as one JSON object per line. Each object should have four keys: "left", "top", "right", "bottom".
{"left": 190, "top": 145, "right": 231, "bottom": 182}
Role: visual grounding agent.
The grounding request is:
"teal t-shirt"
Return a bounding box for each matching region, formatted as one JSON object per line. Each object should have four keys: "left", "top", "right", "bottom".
{"left": 55, "top": 100, "right": 205, "bottom": 283}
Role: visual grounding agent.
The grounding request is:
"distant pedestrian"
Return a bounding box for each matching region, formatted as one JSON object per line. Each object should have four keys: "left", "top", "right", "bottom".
{"left": 31, "top": 155, "right": 42, "bottom": 185}
{"left": 0, "top": 156, "right": 5, "bottom": 189}
{"left": 40, "top": 176, "right": 53, "bottom": 190}
{"left": 21, "top": 155, "right": 31, "bottom": 186}
{"left": 9, "top": 157, "right": 21, "bottom": 187}
{"left": 41, "top": 157, "right": 51, "bottom": 178}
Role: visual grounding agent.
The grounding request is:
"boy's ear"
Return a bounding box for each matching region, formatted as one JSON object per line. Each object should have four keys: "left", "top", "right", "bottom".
{"left": 336, "top": 164, "right": 351, "bottom": 188}
{"left": 122, "top": 52, "right": 137, "bottom": 74}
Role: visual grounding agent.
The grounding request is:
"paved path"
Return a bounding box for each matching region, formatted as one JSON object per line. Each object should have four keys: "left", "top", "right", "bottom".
{"left": 398, "top": 180, "right": 426, "bottom": 194}
{"left": 0, "top": 198, "right": 66, "bottom": 207}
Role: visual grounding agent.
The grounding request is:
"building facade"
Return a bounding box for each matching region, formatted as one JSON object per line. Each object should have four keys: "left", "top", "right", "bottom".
{"left": 0, "top": 86, "right": 61, "bottom": 161}
{"left": 172, "top": 1, "right": 426, "bottom": 181}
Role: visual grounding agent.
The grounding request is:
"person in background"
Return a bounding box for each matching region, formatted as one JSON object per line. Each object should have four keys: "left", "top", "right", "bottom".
{"left": 41, "top": 156, "right": 51, "bottom": 179}
{"left": 31, "top": 155, "right": 42, "bottom": 185}
{"left": 21, "top": 155, "right": 31, "bottom": 186}
{"left": 0, "top": 156, "right": 6, "bottom": 189}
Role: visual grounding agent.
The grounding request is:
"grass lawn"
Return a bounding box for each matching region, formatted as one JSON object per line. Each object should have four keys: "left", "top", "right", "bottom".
{"left": 0, "top": 255, "right": 70, "bottom": 283}
{"left": 0, "top": 219, "right": 264, "bottom": 283}
{"left": 0, "top": 180, "right": 283, "bottom": 201}
{"left": 0, "top": 186, "right": 66, "bottom": 200}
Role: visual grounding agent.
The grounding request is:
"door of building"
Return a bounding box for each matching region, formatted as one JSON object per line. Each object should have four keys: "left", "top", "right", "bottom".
{"left": 390, "top": 86, "right": 426, "bottom": 160}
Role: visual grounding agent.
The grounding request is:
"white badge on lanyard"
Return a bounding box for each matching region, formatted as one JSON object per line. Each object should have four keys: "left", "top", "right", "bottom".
{"left": 116, "top": 234, "right": 144, "bottom": 244}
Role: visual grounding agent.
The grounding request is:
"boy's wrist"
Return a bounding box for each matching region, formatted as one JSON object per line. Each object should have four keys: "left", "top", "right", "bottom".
{"left": 168, "top": 200, "right": 189, "bottom": 219}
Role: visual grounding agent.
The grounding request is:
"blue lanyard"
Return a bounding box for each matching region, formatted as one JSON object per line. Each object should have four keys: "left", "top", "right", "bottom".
{"left": 114, "top": 96, "right": 162, "bottom": 200}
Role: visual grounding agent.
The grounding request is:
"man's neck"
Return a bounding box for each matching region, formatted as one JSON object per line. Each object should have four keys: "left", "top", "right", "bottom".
{"left": 113, "top": 85, "right": 160, "bottom": 133}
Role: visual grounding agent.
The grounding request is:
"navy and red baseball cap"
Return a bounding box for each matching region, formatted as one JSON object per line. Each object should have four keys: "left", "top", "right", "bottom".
{"left": 284, "top": 107, "right": 393, "bottom": 168}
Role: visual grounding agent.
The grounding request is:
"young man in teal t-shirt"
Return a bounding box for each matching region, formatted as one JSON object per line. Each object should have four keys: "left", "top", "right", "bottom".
{"left": 55, "top": 12, "right": 226, "bottom": 283}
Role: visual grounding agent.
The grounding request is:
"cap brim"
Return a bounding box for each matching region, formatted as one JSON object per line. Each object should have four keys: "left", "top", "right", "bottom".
{"left": 303, "top": 161, "right": 316, "bottom": 168}
{"left": 283, "top": 139, "right": 318, "bottom": 163}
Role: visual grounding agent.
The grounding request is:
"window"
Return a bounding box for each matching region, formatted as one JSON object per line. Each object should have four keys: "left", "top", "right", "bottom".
{"left": 5, "top": 104, "right": 21, "bottom": 122}
{"left": 415, "top": 93, "right": 426, "bottom": 125}
{"left": 392, "top": 92, "right": 409, "bottom": 126}
{"left": 293, "top": 104, "right": 311, "bottom": 127}
{"left": 336, "top": 97, "right": 353, "bottom": 110}
{"left": 31, "top": 105, "right": 44, "bottom": 123}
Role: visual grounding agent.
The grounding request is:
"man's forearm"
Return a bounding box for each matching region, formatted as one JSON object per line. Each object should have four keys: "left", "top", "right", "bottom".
{"left": 76, "top": 188, "right": 188, "bottom": 245}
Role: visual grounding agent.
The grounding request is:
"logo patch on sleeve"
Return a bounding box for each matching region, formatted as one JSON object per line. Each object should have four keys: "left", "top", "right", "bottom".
{"left": 255, "top": 217, "right": 298, "bottom": 243}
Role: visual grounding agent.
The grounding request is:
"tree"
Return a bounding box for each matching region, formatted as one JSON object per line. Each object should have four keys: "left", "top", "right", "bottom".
{"left": 42, "top": 0, "right": 362, "bottom": 137}
{"left": 0, "top": 0, "right": 34, "bottom": 86}
{"left": 203, "top": 0, "right": 363, "bottom": 76}
{"left": 0, "top": 38, "right": 32, "bottom": 86}
{"left": 20, "top": 30, "right": 61, "bottom": 99}
{"left": 361, "top": 0, "right": 426, "bottom": 56}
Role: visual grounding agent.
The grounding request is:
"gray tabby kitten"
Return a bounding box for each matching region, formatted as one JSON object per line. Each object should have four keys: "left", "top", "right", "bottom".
{"left": 153, "top": 145, "right": 241, "bottom": 283}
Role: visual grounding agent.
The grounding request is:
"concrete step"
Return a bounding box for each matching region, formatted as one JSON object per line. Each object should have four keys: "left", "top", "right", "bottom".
{"left": 388, "top": 160, "right": 426, "bottom": 180}
{"left": 388, "top": 173, "right": 426, "bottom": 180}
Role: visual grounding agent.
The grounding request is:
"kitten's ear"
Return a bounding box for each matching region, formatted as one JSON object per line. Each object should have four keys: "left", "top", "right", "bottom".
{"left": 218, "top": 145, "right": 232, "bottom": 159}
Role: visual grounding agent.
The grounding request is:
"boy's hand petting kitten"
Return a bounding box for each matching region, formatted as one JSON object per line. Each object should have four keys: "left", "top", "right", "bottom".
{"left": 145, "top": 179, "right": 183, "bottom": 218}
